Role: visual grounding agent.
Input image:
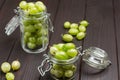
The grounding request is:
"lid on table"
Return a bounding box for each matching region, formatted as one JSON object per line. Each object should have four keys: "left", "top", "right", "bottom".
{"left": 82, "top": 47, "right": 111, "bottom": 69}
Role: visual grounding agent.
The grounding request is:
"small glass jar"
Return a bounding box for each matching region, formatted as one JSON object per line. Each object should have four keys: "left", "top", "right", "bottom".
{"left": 50, "top": 54, "right": 79, "bottom": 80}
{"left": 38, "top": 50, "right": 81, "bottom": 80}
{"left": 38, "top": 47, "right": 111, "bottom": 80}
{"left": 5, "top": 7, "right": 53, "bottom": 53}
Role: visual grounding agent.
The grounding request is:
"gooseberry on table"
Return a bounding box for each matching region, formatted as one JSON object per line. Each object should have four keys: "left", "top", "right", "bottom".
{"left": 11, "top": 60, "right": 21, "bottom": 71}
{"left": 62, "top": 34, "right": 73, "bottom": 42}
{"left": 76, "top": 32, "right": 86, "bottom": 40}
{"left": 78, "top": 25, "right": 86, "bottom": 32}
{"left": 70, "top": 23, "right": 78, "bottom": 29}
{"left": 80, "top": 20, "right": 89, "bottom": 27}
{"left": 5, "top": 72, "right": 15, "bottom": 80}
{"left": 1, "top": 62, "right": 11, "bottom": 73}
{"left": 64, "top": 21, "right": 71, "bottom": 29}
{"left": 68, "top": 28, "right": 79, "bottom": 36}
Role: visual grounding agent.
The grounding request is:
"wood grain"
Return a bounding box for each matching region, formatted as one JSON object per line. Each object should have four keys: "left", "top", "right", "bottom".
{"left": 81, "top": 0, "right": 118, "bottom": 80}
{"left": 0, "top": 0, "right": 119, "bottom": 80}
{"left": 0, "top": 0, "right": 22, "bottom": 79}
{"left": 114, "top": 0, "right": 120, "bottom": 79}
{"left": 0, "top": 0, "right": 5, "bottom": 11}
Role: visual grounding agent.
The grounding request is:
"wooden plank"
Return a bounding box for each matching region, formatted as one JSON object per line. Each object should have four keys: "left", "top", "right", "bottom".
{"left": 80, "top": 0, "right": 118, "bottom": 80}
{"left": 7, "top": 0, "right": 59, "bottom": 80}
{"left": 114, "top": 0, "right": 120, "bottom": 79}
{"left": 48, "top": 0, "right": 86, "bottom": 80}
{"left": 0, "top": 0, "right": 22, "bottom": 79}
{"left": 0, "top": 0, "right": 5, "bottom": 11}
{"left": 50, "top": 0, "right": 85, "bottom": 45}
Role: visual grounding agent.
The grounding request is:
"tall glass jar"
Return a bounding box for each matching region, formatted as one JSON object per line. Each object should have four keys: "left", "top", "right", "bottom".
{"left": 5, "top": 8, "right": 53, "bottom": 53}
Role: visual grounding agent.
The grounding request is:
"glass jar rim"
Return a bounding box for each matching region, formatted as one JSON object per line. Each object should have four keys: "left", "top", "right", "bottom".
{"left": 16, "top": 7, "right": 49, "bottom": 19}
{"left": 83, "top": 47, "right": 108, "bottom": 58}
{"left": 48, "top": 52, "right": 80, "bottom": 65}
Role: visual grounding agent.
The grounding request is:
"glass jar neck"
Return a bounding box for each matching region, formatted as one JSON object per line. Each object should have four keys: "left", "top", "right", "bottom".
{"left": 49, "top": 53, "right": 79, "bottom": 65}
{"left": 16, "top": 7, "right": 49, "bottom": 20}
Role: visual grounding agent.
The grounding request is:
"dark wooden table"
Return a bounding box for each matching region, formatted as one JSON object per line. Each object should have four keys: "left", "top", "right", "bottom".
{"left": 0, "top": 0, "right": 120, "bottom": 80}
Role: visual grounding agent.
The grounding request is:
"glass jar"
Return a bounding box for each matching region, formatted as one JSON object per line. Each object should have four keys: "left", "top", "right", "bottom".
{"left": 5, "top": 7, "right": 53, "bottom": 53}
{"left": 38, "top": 47, "right": 81, "bottom": 80}
{"left": 50, "top": 55, "right": 79, "bottom": 80}
{"left": 38, "top": 47, "right": 111, "bottom": 80}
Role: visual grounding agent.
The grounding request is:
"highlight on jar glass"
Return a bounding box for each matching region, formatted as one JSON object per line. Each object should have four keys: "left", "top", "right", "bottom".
{"left": 82, "top": 47, "right": 111, "bottom": 69}
{"left": 38, "top": 43, "right": 82, "bottom": 80}
{"left": 5, "top": 1, "right": 54, "bottom": 53}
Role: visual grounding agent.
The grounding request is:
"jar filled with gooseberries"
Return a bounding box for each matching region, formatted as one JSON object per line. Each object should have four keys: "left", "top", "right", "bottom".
{"left": 38, "top": 43, "right": 81, "bottom": 80}
{"left": 5, "top": 1, "right": 53, "bottom": 53}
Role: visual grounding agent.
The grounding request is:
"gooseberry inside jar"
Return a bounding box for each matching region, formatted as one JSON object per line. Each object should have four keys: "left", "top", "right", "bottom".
{"left": 50, "top": 57, "right": 79, "bottom": 80}
{"left": 20, "top": 10, "right": 49, "bottom": 53}
{"left": 5, "top": 1, "right": 53, "bottom": 54}
{"left": 49, "top": 43, "right": 80, "bottom": 80}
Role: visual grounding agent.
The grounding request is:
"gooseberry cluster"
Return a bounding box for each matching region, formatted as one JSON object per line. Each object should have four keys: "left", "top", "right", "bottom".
{"left": 1, "top": 60, "right": 21, "bottom": 80}
{"left": 50, "top": 43, "right": 78, "bottom": 79}
{"left": 50, "top": 63, "right": 76, "bottom": 79}
{"left": 50, "top": 43, "right": 78, "bottom": 60}
{"left": 62, "top": 20, "right": 89, "bottom": 42}
{"left": 19, "top": 1, "right": 48, "bottom": 50}
{"left": 19, "top": 1, "right": 46, "bottom": 15}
